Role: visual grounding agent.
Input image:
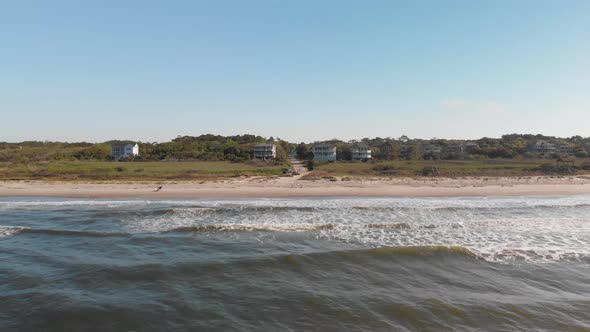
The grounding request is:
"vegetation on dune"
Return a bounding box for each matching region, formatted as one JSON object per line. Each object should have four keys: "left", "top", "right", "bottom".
{"left": 0, "top": 134, "right": 290, "bottom": 163}
{"left": 294, "top": 133, "right": 590, "bottom": 179}
{"left": 306, "top": 159, "right": 588, "bottom": 178}
{"left": 0, "top": 134, "right": 291, "bottom": 181}
{"left": 1, "top": 133, "right": 589, "bottom": 181}
{"left": 296, "top": 134, "right": 590, "bottom": 161}
{"left": 0, "top": 161, "right": 285, "bottom": 181}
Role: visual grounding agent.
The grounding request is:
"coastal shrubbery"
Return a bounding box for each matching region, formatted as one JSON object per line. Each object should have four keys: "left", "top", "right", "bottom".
{"left": 0, "top": 134, "right": 290, "bottom": 163}
{"left": 295, "top": 134, "right": 590, "bottom": 162}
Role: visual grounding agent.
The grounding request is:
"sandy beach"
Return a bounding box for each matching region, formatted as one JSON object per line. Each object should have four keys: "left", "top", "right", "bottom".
{"left": 2, "top": 175, "right": 590, "bottom": 199}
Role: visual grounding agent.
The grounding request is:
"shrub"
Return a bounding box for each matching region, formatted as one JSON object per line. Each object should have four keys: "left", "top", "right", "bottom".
{"left": 538, "top": 163, "right": 553, "bottom": 172}
{"left": 372, "top": 165, "right": 397, "bottom": 171}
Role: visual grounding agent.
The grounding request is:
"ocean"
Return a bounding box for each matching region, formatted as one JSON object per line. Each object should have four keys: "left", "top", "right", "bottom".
{"left": 1, "top": 195, "right": 590, "bottom": 331}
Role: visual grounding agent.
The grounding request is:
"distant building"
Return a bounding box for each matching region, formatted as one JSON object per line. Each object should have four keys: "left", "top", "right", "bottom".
{"left": 312, "top": 143, "right": 337, "bottom": 161}
{"left": 444, "top": 144, "right": 466, "bottom": 159}
{"left": 465, "top": 142, "right": 479, "bottom": 152}
{"left": 423, "top": 144, "right": 441, "bottom": 155}
{"left": 558, "top": 145, "right": 574, "bottom": 155}
{"left": 111, "top": 143, "right": 139, "bottom": 160}
{"left": 445, "top": 144, "right": 465, "bottom": 154}
{"left": 379, "top": 142, "right": 395, "bottom": 160}
{"left": 253, "top": 144, "right": 277, "bottom": 160}
{"left": 527, "top": 140, "right": 557, "bottom": 154}
{"left": 351, "top": 143, "right": 372, "bottom": 160}
{"left": 422, "top": 144, "right": 442, "bottom": 160}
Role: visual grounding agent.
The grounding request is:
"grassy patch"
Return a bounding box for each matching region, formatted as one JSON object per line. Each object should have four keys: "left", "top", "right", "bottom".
{"left": 0, "top": 161, "right": 285, "bottom": 181}
{"left": 310, "top": 159, "right": 588, "bottom": 178}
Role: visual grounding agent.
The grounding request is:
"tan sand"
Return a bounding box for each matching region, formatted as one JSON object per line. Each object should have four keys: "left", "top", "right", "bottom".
{"left": 1, "top": 175, "right": 590, "bottom": 199}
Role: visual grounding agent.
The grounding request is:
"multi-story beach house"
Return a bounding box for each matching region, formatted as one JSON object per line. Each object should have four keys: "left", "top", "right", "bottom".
{"left": 445, "top": 144, "right": 465, "bottom": 154}
{"left": 558, "top": 145, "right": 574, "bottom": 155}
{"left": 253, "top": 144, "right": 277, "bottom": 160}
{"left": 423, "top": 144, "right": 442, "bottom": 159}
{"left": 111, "top": 143, "right": 139, "bottom": 160}
{"left": 444, "top": 144, "right": 466, "bottom": 159}
{"left": 351, "top": 143, "right": 372, "bottom": 160}
{"left": 312, "top": 143, "right": 337, "bottom": 161}
{"left": 527, "top": 140, "right": 557, "bottom": 155}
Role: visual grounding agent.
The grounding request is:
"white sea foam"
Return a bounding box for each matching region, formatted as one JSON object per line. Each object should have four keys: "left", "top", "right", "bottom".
{"left": 117, "top": 196, "right": 590, "bottom": 263}
{"left": 2, "top": 195, "right": 590, "bottom": 262}
{"left": 0, "top": 199, "right": 151, "bottom": 210}
{"left": 0, "top": 226, "right": 26, "bottom": 239}
{"left": 1, "top": 194, "right": 590, "bottom": 210}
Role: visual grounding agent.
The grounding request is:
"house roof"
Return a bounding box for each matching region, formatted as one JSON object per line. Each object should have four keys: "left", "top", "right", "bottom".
{"left": 313, "top": 142, "right": 336, "bottom": 148}
{"left": 351, "top": 142, "right": 370, "bottom": 149}
{"left": 111, "top": 143, "right": 137, "bottom": 149}
{"left": 534, "top": 140, "right": 554, "bottom": 145}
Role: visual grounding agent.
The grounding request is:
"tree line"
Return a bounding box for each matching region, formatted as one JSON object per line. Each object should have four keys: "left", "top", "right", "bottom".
{"left": 2, "top": 133, "right": 589, "bottom": 164}
{"left": 0, "top": 135, "right": 290, "bottom": 163}
{"left": 296, "top": 134, "right": 590, "bottom": 161}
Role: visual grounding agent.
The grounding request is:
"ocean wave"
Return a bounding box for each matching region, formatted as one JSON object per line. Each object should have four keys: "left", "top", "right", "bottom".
{"left": 321, "top": 246, "right": 590, "bottom": 264}
{"left": 352, "top": 203, "right": 590, "bottom": 213}
{"left": 163, "top": 222, "right": 413, "bottom": 233}
{"left": 2, "top": 195, "right": 590, "bottom": 211}
{"left": 0, "top": 200, "right": 151, "bottom": 209}
{"left": 21, "top": 228, "right": 131, "bottom": 237}
{"left": 477, "top": 248, "right": 590, "bottom": 264}
{"left": 165, "top": 223, "right": 334, "bottom": 233}
{"left": 0, "top": 226, "right": 130, "bottom": 238}
{"left": 0, "top": 226, "right": 26, "bottom": 239}
{"left": 333, "top": 245, "right": 479, "bottom": 259}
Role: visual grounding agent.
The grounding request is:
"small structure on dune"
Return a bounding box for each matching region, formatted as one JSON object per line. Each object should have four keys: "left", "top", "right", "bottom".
{"left": 539, "top": 157, "right": 577, "bottom": 175}
{"left": 556, "top": 157, "right": 575, "bottom": 166}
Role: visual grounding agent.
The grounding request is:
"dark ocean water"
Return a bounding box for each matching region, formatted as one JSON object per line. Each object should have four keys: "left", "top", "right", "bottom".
{"left": 1, "top": 196, "right": 590, "bottom": 331}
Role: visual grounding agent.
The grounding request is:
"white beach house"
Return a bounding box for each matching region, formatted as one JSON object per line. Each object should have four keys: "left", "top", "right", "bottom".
{"left": 111, "top": 143, "right": 139, "bottom": 160}
{"left": 351, "top": 143, "right": 372, "bottom": 160}
{"left": 423, "top": 144, "right": 442, "bottom": 154}
{"left": 312, "top": 143, "right": 337, "bottom": 161}
{"left": 527, "top": 140, "right": 557, "bottom": 154}
{"left": 253, "top": 144, "right": 277, "bottom": 160}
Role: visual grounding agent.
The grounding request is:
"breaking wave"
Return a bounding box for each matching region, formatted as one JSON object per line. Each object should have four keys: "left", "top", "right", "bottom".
{"left": 2, "top": 195, "right": 590, "bottom": 263}
{"left": 0, "top": 226, "right": 130, "bottom": 238}
{"left": 0, "top": 226, "right": 26, "bottom": 239}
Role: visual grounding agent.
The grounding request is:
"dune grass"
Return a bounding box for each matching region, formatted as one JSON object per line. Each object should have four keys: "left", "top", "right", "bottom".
{"left": 0, "top": 161, "right": 286, "bottom": 181}
{"left": 307, "top": 159, "right": 584, "bottom": 178}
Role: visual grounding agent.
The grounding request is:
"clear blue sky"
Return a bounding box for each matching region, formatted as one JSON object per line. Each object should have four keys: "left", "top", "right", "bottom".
{"left": 1, "top": 0, "right": 589, "bottom": 143}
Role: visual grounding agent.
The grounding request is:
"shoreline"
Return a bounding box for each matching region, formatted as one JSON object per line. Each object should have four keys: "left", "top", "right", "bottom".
{"left": 2, "top": 176, "right": 590, "bottom": 199}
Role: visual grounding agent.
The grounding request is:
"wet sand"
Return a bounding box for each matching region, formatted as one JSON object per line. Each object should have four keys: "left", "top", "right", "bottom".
{"left": 1, "top": 176, "right": 590, "bottom": 198}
